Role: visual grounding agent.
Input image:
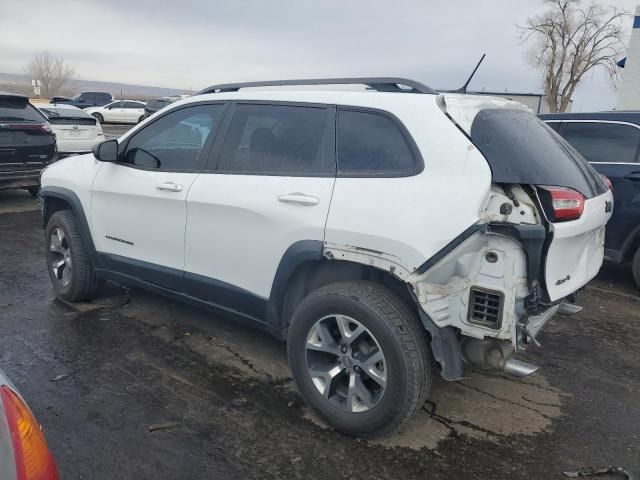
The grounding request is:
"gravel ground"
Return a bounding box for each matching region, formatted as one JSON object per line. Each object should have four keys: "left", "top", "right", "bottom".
{"left": 0, "top": 199, "right": 638, "bottom": 479}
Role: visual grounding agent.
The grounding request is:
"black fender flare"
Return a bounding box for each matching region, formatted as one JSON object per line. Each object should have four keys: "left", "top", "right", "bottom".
{"left": 40, "top": 186, "right": 100, "bottom": 267}
{"left": 266, "top": 240, "right": 324, "bottom": 331}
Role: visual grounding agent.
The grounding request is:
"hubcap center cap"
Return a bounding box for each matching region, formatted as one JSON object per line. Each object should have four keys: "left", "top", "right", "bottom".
{"left": 341, "top": 355, "right": 354, "bottom": 368}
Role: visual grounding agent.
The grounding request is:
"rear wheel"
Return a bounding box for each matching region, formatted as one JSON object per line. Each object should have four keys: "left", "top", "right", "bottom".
{"left": 45, "top": 210, "right": 100, "bottom": 302}
{"left": 92, "top": 113, "right": 103, "bottom": 123}
{"left": 287, "top": 281, "right": 431, "bottom": 437}
{"left": 632, "top": 247, "right": 640, "bottom": 290}
{"left": 138, "top": 115, "right": 145, "bottom": 123}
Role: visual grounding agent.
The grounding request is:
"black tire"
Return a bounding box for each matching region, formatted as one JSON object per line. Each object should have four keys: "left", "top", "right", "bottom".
{"left": 27, "top": 186, "right": 40, "bottom": 198}
{"left": 138, "top": 115, "right": 145, "bottom": 123}
{"left": 287, "top": 280, "right": 431, "bottom": 437}
{"left": 45, "top": 210, "right": 100, "bottom": 302}
{"left": 632, "top": 247, "right": 640, "bottom": 290}
{"left": 92, "top": 113, "right": 103, "bottom": 123}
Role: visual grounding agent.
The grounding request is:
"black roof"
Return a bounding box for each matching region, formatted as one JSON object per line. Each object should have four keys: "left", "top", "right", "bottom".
{"left": 0, "top": 91, "right": 28, "bottom": 100}
{"left": 539, "top": 111, "right": 640, "bottom": 125}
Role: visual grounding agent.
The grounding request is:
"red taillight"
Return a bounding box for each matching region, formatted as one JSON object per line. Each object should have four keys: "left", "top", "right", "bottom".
{"left": 0, "top": 386, "right": 59, "bottom": 480}
{"left": 5, "top": 124, "right": 52, "bottom": 134}
{"left": 601, "top": 175, "right": 613, "bottom": 190}
{"left": 538, "top": 186, "right": 585, "bottom": 222}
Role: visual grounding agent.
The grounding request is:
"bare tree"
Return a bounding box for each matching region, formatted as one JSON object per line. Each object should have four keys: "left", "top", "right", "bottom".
{"left": 25, "top": 50, "right": 77, "bottom": 99}
{"left": 519, "top": 0, "right": 629, "bottom": 112}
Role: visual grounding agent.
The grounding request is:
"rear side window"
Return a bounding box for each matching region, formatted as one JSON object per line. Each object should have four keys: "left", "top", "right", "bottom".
{"left": 216, "top": 103, "right": 331, "bottom": 175}
{"left": 337, "top": 109, "right": 419, "bottom": 176}
{"left": 561, "top": 122, "right": 640, "bottom": 163}
{"left": 124, "top": 103, "right": 225, "bottom": 171}
{"left": 124, "top": 101, "right": 143, "bottom": 109}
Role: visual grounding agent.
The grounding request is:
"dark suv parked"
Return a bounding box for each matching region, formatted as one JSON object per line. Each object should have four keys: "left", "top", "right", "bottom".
{"left": 0, "top": 92, "right": 57, "bottom": 196}
{"left": 143, "top": 97, "right": 176, "bottom": 118}
{"left": 51, "top": 91, "right": 113, "bottom": 109}
{"left": 540, "top": 111, "right": 640, "bottom": 286}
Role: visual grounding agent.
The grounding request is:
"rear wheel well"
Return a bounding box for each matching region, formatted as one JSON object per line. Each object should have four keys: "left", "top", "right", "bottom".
{"left": 280, "top": 260, "right": 418, "bottom": 329}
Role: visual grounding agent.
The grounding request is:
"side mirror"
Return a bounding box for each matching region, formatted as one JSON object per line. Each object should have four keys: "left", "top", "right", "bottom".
{"left": 92, "top": 139, "right": 119, "bottom": 162}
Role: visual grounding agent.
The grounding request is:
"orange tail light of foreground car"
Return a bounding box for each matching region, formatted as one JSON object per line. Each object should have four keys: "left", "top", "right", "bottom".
{"left": 0, "top": 386, "right": 58, "bottom": 480}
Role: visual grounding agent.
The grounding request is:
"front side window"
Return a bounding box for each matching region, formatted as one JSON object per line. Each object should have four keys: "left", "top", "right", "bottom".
{"left": 107, "top": 102, "right": 123, "bottom": 109}
{"left": 561, "top": 121, "right": 640, "bottom": 163}
{"left": 216, "top": 103, "right": 331, "bottom": 175}
{"left": 123, "top": 103, "right": 224, "bottom": 171}
{"left": 337, "top": 109, "right": 419, "bottom": 176}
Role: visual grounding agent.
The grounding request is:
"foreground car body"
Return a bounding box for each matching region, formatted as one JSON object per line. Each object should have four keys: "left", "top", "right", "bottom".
{"left": 40, "top": 78, "right": 612, "bottom": 436}
{"left": 541, "top": 111, "right": 640, "bottom": 287}
{"left": 38, "top": 104, "right": 105, "bottom": 156}
{"left": 0, "top": 92, "right": 56, "bottom": 194}
{"left": 0, "top": 369, "right": 59, "bottom": 480}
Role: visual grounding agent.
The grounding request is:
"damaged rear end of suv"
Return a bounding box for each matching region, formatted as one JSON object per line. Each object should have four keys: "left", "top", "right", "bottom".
{"left": 410, "top": 94, "right": 612, "bottom": 382}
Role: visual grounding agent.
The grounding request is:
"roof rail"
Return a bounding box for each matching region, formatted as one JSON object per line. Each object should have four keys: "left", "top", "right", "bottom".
{"left": 196, "top": 77, "right": 436, "bottom": 95}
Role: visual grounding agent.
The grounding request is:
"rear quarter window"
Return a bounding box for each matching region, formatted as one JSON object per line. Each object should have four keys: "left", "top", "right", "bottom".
{"left": 336, "top": 108, "right": 421, "bottom": 177}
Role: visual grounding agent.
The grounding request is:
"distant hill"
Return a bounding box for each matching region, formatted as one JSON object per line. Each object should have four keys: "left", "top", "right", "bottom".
{"left": 0, "top": 72, "right": 191, "bottom": 100}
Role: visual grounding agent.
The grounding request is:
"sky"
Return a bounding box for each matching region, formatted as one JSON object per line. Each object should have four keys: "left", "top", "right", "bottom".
{"left": 1, "top": 0, "right": 638, "bottom": 111}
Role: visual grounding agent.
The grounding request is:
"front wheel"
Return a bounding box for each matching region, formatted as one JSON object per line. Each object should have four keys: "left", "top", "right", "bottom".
{"left": 137, "top": 115, "right": 145, "bottom": 123}
{"left": 287, "top": 281, "right": 432, "bottom": 437}
{"left": 45, "top": 210, "right": 100, "bottom": 302}
{"left": 92, "top": 113, "right": 103, "bottom": 123}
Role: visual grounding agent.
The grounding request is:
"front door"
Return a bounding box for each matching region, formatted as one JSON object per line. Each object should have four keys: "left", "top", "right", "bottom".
{"left": 184, "top": 102, "right": 336, "bottom": 321}
{"left": 91, "top": 102, "right": 227, "bottom": 290}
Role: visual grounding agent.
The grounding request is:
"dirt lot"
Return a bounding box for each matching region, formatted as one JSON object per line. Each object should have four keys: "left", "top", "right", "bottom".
{"left": 0, "top": 193, "right": 638, "bottom": 479}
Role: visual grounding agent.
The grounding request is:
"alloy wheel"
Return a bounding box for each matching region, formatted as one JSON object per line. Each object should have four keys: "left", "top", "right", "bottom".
{"left": 49, "top": 227, "right": 72, "bottom": 287}
{"left": 305, "top": 315, "right": 387, "bottom": 413}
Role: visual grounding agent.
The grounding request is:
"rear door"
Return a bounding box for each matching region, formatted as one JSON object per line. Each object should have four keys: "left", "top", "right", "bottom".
{"left": 558, "top": 120, "right": 640, "bottom": 257}
{"left": 123, "top": 101, "right": 145, "bottom": 123}
{"left": 184, "top": 102, "right": 335, "bottom": 315}
{"left": 91, "top": 102, "right": 227, "bottom": 289}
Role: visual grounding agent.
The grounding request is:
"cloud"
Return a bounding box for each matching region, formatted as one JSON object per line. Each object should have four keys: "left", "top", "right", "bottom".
{"left": 0, "top": 0, "right": 636, "bottom": 110}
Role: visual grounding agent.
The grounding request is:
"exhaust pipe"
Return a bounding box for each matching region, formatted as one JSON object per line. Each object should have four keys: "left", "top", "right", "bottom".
{"left": 461, "top": 338, "right": 539, "bottom": 378}
{"left": 557, "top": 302, "right": 583, "bottom": 316}
{"left": 502, "top": 358, "right": 539, "bottom": 378}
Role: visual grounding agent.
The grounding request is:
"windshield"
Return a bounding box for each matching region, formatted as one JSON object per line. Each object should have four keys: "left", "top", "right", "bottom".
{"left": 470, "top": 109, "right": 607, "bottom": 198}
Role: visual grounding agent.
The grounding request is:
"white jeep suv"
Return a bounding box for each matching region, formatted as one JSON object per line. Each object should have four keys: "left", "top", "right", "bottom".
{"left": 40, "top": 78, "right": 612, "bottom": 437}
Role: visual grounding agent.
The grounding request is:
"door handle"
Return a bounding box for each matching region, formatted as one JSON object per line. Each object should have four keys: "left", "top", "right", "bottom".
{"left": 156, "top": 181, "right": 183, "bottom": 192}
{"left": 624, "top": 172, "right": 640, "bottom": 182}
{"left": 277, "top": 193, "right": 320, "bottom": 206}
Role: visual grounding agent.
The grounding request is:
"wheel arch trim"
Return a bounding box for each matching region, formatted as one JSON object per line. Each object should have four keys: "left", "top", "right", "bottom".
{"left": 40, "top": 186, "right": 99, "bottom": 267}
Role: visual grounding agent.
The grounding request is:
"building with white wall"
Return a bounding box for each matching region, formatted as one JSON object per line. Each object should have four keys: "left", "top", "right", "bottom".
{"left": 617, "top": 6, "right": 640, "bottom": 110}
